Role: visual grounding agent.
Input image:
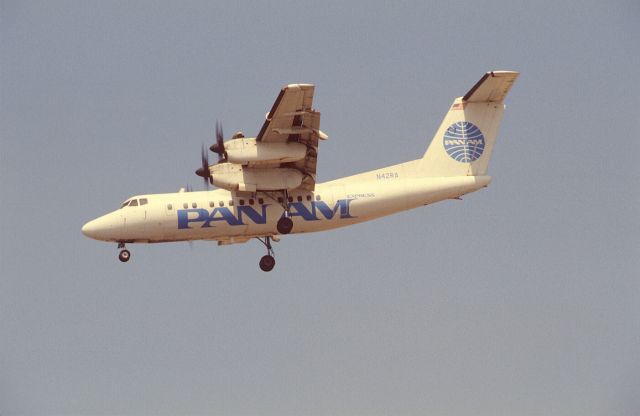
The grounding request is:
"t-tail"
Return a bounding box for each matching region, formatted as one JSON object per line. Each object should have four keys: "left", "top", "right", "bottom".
{"left": 419, "top": 70, "right": 519, "bottom": 177}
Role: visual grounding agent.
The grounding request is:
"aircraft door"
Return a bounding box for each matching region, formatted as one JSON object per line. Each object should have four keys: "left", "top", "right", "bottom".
{"left": 165, "top": 202, "right": 174, "bottom": 216}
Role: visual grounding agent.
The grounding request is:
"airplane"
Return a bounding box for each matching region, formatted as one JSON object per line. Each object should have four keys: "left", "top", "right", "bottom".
{"left": 82, "top": 70, "right": 519, "bottom": 271}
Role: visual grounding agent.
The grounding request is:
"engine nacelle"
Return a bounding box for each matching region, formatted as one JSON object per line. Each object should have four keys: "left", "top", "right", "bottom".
{"left": 210, "top": 163, "right": 304, "bottom": 192}
{"left": 224, "top": 138, "right": 307, "bottom": 166}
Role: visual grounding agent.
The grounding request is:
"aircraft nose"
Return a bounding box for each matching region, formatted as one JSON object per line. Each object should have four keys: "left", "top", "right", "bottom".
{"left": 81, "top": 217, "right": 106, "bottom": 240}
{"left": 81, "top": 213, "right": 122, "bottom": 241}
{"left": 81, "top": 218, "right": 101, "bottom": 239}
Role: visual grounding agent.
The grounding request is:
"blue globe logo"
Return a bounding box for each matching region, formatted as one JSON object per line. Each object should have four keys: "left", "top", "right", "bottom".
{"left": 443, "top": 121, "right": 485, "bottom": 163}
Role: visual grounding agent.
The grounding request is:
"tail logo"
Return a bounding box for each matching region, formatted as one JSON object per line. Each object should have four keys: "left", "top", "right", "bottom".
{"left": 443, "top": 121, "right": 485, "bottom": 163}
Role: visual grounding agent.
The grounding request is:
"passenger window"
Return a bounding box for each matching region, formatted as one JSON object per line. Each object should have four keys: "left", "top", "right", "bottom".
{"left": 258, "top": 198, "right": 264, "bottom": 204}
{"left": 229, "top": 200, "right": 234, "bottom": 206}
{"left": 219, "top": 201, "right": 224, "bottom": 207}
{"left": 129, "top": 199, "right": 138, "bottom": 206}
{"left": 287, "top": 197, "right": 293, "bottom": 203}
{"left": 167, "top": 203, "right": 173, "bottom": 210}
{"left": 239, "top": 199, "right": 245, "bottom": 206}
{"left": 210, "top": 201, "right": 215, "bottom": 208}
{"left": 249, "top": 198, "right": 254, "bottom": 205}
{"left": 277, "top": 197, "right": 283, "bottom": 203}
{"left": 183, "top": 203, "right": 188, "bottom": 209}
{"left": 192, "top": 202, "right": 197, "bottom": 208}
{"left": 297, "top": 196, "right": 303, "bottom": 202}
{"left": 306, "top": 195, "right": 311, "bottom": 201}
{"left": 139, "top": 198, "right": 148, "bottom": 205}
{"left": 316, "top": 195, "right": 321, "bottom": 201}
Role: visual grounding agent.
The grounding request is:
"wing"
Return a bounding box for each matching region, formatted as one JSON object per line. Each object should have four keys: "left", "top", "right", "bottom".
{"left": 256, "top": 84, "right": 327, "bottom": 191}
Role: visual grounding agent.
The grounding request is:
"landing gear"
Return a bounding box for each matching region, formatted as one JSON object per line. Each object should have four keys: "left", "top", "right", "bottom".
{"left": 259, "top": 190, "right": 298, "bottom": 235}
{"left": 119, "top": 250, "right": 131, "bottom": 262}
{"left": 277, "top": 216, "right": 293, "bottom": 234}
{"left": 117, "top": 242, "right": 131, "bottom": 263}
{"left": 276, "top": 189, "right": 293, "bottom": 234}
{"left": 256, "top": 236, "right": 276, "bottom": 272}
{"left": 259, "top": 254, "right": 276, "bottom": 272}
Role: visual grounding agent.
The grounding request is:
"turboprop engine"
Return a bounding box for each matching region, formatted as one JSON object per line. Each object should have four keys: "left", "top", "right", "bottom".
{"left": 221, "top": 136, "right": 307, "bottom": 166}
{"left": 196, "top": 122, "right": 318, "bottom": 191}
{"left": 209, "top": 163, "right": 304, "bottom": 192}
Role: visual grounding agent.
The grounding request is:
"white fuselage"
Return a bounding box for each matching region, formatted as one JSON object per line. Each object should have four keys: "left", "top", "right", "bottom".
{"left": 81, "top": 160, "right": 491, "bottom": 245}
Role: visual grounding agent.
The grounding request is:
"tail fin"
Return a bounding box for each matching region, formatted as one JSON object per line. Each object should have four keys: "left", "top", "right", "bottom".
{"left": 419, "top": 71, "right": 519, "bottom": 177}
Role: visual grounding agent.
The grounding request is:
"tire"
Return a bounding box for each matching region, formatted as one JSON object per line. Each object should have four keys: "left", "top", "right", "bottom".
{"left": 277, "top": 217, "right": 293, "bottom": 234}
{"left": 119, "top": 249, "right": 131, "bottom": 263}
{"left": 259, "top": 255, "right": 276, "bottom": 272}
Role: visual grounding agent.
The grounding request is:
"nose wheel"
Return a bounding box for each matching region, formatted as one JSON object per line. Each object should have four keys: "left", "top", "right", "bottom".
{"left": 256, "top": 236, "right": 276, "bottom": 272}
{"left": 117, "top": 243, "right": 131, "bottom": 263}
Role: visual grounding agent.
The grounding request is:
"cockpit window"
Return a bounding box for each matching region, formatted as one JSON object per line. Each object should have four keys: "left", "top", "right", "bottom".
{"left": 139, "top": 198, "right": 148, "bottom": 205}
{"left": 129, "top": 199, "right": 139, "bottom": 206}
{"left": 121, "top": 200, "right": 131, "bottom": 208}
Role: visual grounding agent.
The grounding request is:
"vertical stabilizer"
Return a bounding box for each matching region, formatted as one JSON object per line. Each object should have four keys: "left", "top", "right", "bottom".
{"left": 418, "top": 71, "right": 519, "bottom": 177}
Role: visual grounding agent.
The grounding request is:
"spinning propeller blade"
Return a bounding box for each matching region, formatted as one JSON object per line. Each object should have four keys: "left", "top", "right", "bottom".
{"left": 210, "top": 120, "right": 227, "bottom": 162}
{"left": 195, "top": 143, "right": 211, "bottom": 190}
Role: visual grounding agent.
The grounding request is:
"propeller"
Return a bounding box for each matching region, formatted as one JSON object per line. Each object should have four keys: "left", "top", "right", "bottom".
{"left": 195, "top": 143, "right": 212, "bottom": 189}
{"left": 209, "top": 120, "right": 227, "bottom": 162}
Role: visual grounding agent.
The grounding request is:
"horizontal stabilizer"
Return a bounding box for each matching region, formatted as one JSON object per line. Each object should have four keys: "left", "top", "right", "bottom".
{"left": 463, "top": 71, "right": 519, "bottom": 103}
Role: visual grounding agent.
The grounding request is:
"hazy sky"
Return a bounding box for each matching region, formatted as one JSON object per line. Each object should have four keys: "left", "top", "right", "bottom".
{"left": 1, "top": 1, "right": 639, "bottom": 415}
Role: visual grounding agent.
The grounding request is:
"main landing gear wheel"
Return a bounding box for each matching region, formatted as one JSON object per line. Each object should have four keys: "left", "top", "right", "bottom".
{"left": 256, "top": 236, "right": 276, "bottom": 272}
{"left": 277, "top": 216, "right": 293, "bottom": 234}
{"left": 269, "top": 189, "right": 294, "bottom": 234}
{"left": 259, "top": 255, "right": 275, "bottom": 272}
